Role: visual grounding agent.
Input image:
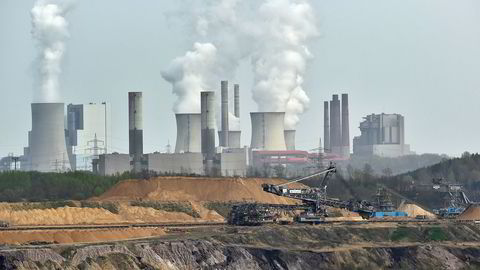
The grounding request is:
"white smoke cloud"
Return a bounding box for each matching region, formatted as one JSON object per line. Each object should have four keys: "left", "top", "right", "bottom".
{"left": 163, "top": 0, "right": 317, "bottom": 129}
{"left": 161, "top": 42, "right": 218, "bottom": 113}
{"left": 31, "top": 0, "right": 73, "bottom": 103}
{"left": 252, "top": 0, "right": 317, "bottom": 129}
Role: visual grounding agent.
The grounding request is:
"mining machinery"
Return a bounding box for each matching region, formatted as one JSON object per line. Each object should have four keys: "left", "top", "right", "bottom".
{"left": 432, "top": 178, "right": 472, "bottom": 217}
{"left": 228, "top": 164, "right": 381, "bottom": 225}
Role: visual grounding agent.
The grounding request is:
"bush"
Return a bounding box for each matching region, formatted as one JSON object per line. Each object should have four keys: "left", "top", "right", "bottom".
{"left": 11, "top": 201, "right": 77, "bottom": 211}
{"left": 80, "top": 201, "right": 119, "bottom": 214}
{"left": 204, "top": 202, "right": 236, "bottom": 218}
{"left": 130, "top": 200, "right": 200, "bottom": 218}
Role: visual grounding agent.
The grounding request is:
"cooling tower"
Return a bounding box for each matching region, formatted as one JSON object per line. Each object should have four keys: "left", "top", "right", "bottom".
{"left": 29, "top": 103, "right": 71, "bottom": 172}
{"left": 323, "top": 101, "right": 330, "bottom": 152}
{"left": 330, "top": 94, "right": 342, "bottom": 154}
{"left": 220, "top": 81, "right": 229, "bottom": 147}
{"left": 175, "top": 113, "right": 201, "bottom": 153}
{"left": 341, "top": 93, "right": 350, "bottom": 158}
{"left": 228, "top": 131, "right": 241, "bottom": 148}
{"left": 234, "top": 84, "right": 240, "bottom": 118}
{"left": 129, "top": 92, "right": 143, "bottom": 172}
{"left": 250, "top": 112, "right": 287, "bottom": 151}
{"left": 201, "top": 91, "right": 216, "bottom": 157}
{"left": 284, "top": 130, "right": 296, "bottom": 150}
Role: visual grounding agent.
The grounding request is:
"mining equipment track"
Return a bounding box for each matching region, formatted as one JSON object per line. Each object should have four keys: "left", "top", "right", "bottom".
{"left": 0, "top": 222, "right": 227, "bottom": 232}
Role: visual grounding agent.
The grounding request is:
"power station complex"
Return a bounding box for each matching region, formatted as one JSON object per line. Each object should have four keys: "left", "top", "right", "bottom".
{"left": 3, "top": 82, "right": 413, "bottom": 175}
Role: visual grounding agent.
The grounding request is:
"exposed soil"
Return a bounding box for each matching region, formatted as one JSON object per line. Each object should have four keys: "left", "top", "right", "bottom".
{"left": 0, "top": 228, "right": 165, "bottom": 245}
{"left": 94, "top": 177, "right": 306, "bottom": 204}
{"left": 457, "top": 204, "right": 480, "bottom": 220}
{"left": 398, "top": 204, "right": 436, "bottom": 218}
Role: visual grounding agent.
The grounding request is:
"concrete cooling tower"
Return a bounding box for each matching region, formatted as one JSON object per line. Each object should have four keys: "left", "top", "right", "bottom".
{"left": 29, "top": 103, "right": 71, "bottom": 172}
{"left": 250, "top": 112, "right": 287, "bottom": 151}
{"left": 175, "top": 113, "right": 201, "bottom": 153}
{"left": 284, "top": 130, "right": 296, "bottom": 150}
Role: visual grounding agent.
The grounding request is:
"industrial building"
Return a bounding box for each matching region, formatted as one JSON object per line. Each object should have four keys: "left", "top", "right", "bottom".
{"left": 353, "top": 113, "right": 412, "bottom": 157}
{"left": 324, "top": 94, "right": 350, "bottom": 159}
{"left": 20, "top": 80, "right": 325, "bottom": 177}
{"left": 23, "top": 103, "right": 72, "bottom": 172}
{"left": 67, "top": 102, "right": 111, "bottom": 171}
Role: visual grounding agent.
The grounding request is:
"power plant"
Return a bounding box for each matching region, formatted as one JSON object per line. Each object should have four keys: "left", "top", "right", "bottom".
{"left": 13, "top": 80, "right": 416, "bottom": 177}
{"left": 353, "top": 113, "right": 412, "bottom": 157}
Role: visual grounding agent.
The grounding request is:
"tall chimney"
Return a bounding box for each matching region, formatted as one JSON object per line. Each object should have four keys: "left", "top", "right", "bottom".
{"left": 220, "top": 81, "right": 229, "bottom": 147}
{"left": 330, "top": 94, "right": 341, "bottom": 155}
{"left": 201, "top": 91, "right": 216, "bottom": 158}
{"left": 128, "top": 92, "right": 143, "bottom": 173}
{"left": 341, "top": 93, "right": 350, "bottom": 158}
{"left": 234, "top": 84, "right": 240, "bottom": 118}
{"left": 323, "top": 101, "right": 330, "bottom": 153}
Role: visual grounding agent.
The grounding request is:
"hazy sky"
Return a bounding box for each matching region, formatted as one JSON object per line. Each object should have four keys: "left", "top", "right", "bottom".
{"left": 1, "top": 0, "right": 479, "bottom": 158}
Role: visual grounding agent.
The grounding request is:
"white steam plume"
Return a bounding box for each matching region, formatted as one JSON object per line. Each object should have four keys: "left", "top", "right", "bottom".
{"left": 31, "top": 0, "right": 73, "bottom": 103}
{"left": 163, "top": 0, "right": 317, "bottom": 129}
{"left": 252, "top": 0, "right": 317, "bottom": 129}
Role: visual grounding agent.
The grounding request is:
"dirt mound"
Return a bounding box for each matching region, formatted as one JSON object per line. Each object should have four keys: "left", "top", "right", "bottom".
{"left": 0, "top": 202, "right": 223, "bottom": 226}
{"left": 95, "top": 177, "right": 306, "bottom": 204}
{"left": 0, "top": 227, "right": 165, "bottom": 245}
{"left": 457, "top": 204, "right": 480, "bottom": 220}
{"left": 398, "top": 204, "right": 436, "bottom": 218}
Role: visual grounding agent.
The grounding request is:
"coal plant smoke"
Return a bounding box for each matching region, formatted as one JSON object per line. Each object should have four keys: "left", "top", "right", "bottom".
{"left": 162, "top": 0, "right": 317, "bottom": 129}
{"left": 31, "top": 0, "right": 73, "bottom": 103}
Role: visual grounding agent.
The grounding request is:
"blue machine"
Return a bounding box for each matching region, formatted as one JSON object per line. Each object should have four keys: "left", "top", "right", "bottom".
{"left": 371, "top": 211, "right": 408, "bottom": 218}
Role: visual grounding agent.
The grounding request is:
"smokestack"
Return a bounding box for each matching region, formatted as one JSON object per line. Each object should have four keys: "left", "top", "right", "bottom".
{"left": 323, "top": 101, "right": 330, "bottom": 153}
{"left": 175, "top": 113, "right": 201, "bottom": 153}
{"left": 201, "top": 91, "right": 216, "bottom": 157}
{"left": 29, "top": 103, "right": 71, "bottom": 172}
{"left": 341, "top": 93, "right": 350, "bottom": 158}
{"left": 284, "top": 130, "right": 296, "bottom": 150}
{"left": 234, "top": 84, "right": 240, "bottom": 118}
{"left": 330, "top": 94, "right": 342, "bottom": 155}
{"left": 129, "top": 92, "right": 143, "bottom": 172}
{"left": 220, "top": 81, "right": 229, "bottom": 147}
{"left": 250, "top": 112, "right": 287, "bottom": 151}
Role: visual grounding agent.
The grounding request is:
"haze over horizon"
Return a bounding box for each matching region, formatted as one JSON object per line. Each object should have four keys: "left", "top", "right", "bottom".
{"left": 1, "top": 0, "right": 479, "bottom": 158}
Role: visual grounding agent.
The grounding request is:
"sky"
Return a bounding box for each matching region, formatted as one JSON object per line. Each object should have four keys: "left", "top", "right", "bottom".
{"left": 0, "top": 0, "right": 479, "bottom": 158}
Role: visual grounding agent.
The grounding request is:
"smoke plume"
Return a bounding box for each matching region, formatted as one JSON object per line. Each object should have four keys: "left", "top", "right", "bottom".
{"left": 163, "top": 0, "right": 317, "bottom": 129}
{"left": 31, "top": 0, "right": 73, "bottom": 103}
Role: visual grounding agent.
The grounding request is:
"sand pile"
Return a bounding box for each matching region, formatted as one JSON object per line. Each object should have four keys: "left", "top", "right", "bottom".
{"left": 398, "top": 204, "right": 436, "bottom": 218}
{"left": 0, "top": 227, "right": 165, "bottom": 245}
{"left": 0, "top": 207, "right": 122, "bottom": 225}
{"left": 0, "top": 202, "right": 224, "bottom": 226}
{"left": 457, "top": 204, "right": 480, "bottom": 220}
{"left": 95, "top": 177, "right": 305, "bottom": 204}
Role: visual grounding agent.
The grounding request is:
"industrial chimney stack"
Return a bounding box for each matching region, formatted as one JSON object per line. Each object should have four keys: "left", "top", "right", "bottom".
{"left": 324, "top": 93, "right": 350, "bottom": 158}
{"left": 323, "top": 101, "right": 330, "bottom": 152}
{"left": 234, "top": 84, "right": 240, "bottom": 118}
{"left": 329, "top": 94, "right": 342, "bottom": 155}
{"left": 341, "top": 93, "right": 350, "bottom": 158}
{"left": 220, "top": 81, "right": 229, "bottom": 147}
{"left": 128, "top": 92, "right": 143, "bottom": 173}
{"left": 201, "top": 91, "right": 216, "bottom": 158}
